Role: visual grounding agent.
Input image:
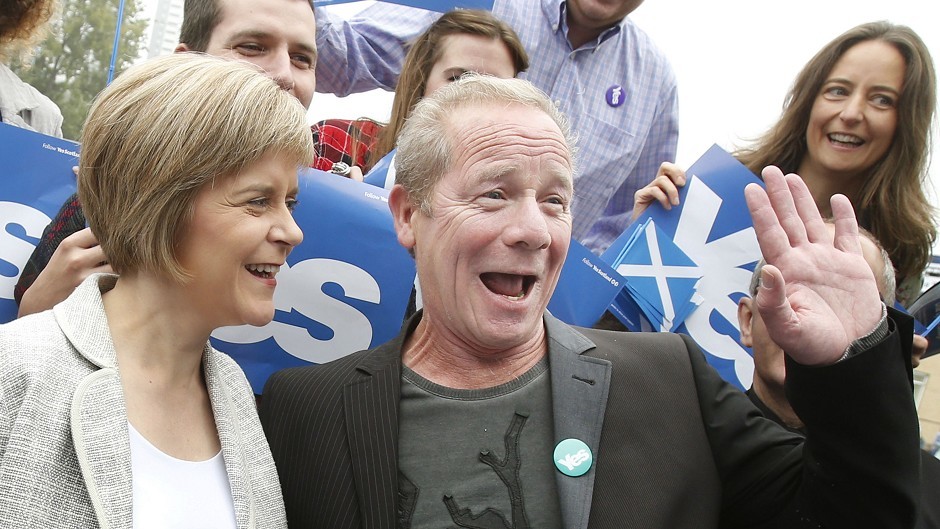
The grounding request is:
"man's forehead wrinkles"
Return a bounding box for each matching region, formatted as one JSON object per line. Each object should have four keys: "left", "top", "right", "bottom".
{"left": 458, "top": 126, "right": 568, "bottom": 153}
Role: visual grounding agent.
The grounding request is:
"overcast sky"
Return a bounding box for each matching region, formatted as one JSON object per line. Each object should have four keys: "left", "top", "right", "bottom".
{"left": 309, "top": 1, "right": 940, "bottom": 229}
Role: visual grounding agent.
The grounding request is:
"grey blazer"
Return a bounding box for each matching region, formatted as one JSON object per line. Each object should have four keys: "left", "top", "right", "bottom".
{"left": 261, "top": 311, "right": 918, "bottom": 529}
{"left": 0, "top": 274, "right": 286, "bottom": 528}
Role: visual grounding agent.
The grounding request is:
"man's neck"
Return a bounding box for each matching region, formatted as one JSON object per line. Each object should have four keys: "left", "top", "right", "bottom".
{"left": 564, "top": 6, "right": 622, "bottom": 50}
{"left": 566, "top": 24, "right": 604, "bottom": 50}
{"left": 401, "top": 316, "right": 548, "bottom": 390}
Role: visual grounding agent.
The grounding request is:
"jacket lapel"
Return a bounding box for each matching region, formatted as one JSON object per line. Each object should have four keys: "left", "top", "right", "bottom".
{"left": 546, "top": 315, "right": 612, "bottom": 529}
{"left": 60, "top": 275, "right": 133, "bottom": 528}
{"left": 344, "top": 334, "right": 404, "bottom": 529}
{"left": 204, "top": 347, "right": 255, "bottom": 529}
{"left": 71, "top": 369, "right": 134, "bottom": 529}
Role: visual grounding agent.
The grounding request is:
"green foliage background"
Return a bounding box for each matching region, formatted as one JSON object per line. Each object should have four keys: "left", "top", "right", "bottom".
{"left": 12, "top": 0, "right": 148, "bottom": 140}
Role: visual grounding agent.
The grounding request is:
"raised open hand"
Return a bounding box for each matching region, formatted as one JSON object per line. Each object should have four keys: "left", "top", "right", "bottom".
{"left": 744, "top": 166, "right": 883, "bottom": 365}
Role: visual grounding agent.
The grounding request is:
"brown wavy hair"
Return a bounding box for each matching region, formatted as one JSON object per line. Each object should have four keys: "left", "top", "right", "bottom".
{"left": 370, "top": 9, "right": 529, "bottom": 169}
{"left": 0, "top": 0, "right": 56, "bottom": 61}
{"left": 735, "top": 21, "right": 937, "bottom": 289}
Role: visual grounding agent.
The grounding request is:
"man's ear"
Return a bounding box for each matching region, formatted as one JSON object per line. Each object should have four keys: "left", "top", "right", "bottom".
{"left": 174, "top": 43, "right": 191, "bottom": 53}
{"left": 388, "top": 184, "right": 418, "bottom": 251}
{"left": 737, "top": 297, "right": 754, "bottom": 348}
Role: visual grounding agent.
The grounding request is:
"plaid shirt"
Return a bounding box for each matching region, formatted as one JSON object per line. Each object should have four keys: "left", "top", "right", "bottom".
{"left": 311, "top": 118, "right": 385, "bottom": 174}
{"left": 315, "top": 0, "right": 679, "bottom": 253}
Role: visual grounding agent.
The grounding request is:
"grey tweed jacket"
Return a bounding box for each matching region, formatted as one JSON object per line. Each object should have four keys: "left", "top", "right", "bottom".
{"left": 0, "top": 274, "right": 287, "bottom": 528}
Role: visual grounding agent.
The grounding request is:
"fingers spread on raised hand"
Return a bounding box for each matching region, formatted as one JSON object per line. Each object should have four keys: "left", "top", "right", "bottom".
{"left": 746, "top": 179, "right": 787, "bottom": 264}
{"left": 761, "top": 166, "right": 807, "bottom": 247}
{"left": 786, "top": 173, "right": 828, "bottom": 244}
{"left": 830, "top": 194, "right": 863, "bottom": 256}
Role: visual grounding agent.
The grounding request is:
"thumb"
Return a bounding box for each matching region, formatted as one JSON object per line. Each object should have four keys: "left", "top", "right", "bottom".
{"left": 754, "top": 265, "right": 794, "bottom": 334}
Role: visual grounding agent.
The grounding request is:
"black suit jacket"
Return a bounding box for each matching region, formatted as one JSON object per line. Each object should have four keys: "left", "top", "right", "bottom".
{"left": 260, "top": 313, "right": 919, "bottom": 529}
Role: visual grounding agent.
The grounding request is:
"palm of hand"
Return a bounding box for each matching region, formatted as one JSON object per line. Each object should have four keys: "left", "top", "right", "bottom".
{"left": 762, "top": 245, "right": 881, "bottom": 363}
{"left": 746, "top": 167, "right": 883, "bottom": 365}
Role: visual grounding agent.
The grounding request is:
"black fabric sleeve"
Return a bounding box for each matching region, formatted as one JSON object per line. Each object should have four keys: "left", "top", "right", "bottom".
{"left": 685, "top": 312, "right": 918, "bottom": 528}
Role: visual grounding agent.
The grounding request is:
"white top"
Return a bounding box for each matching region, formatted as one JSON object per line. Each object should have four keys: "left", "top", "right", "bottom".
{"left": 129, "top": 423, "right": 237, "bottom": 529}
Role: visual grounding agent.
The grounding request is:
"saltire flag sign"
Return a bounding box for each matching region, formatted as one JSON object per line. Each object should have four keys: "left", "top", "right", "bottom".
{"left": 604, "top": 145, "right": 764, "bottom": 390}
{"left": 548, "top": 239, "right": 623, "bottom": 327}
{"left": 603, "top": 218, "right": 702, "bottom": 332}
{"left": 0, "top": 123, "right": 79, "bottom": 323}
{"left": 314, "top": 0, "right": 495, "bottom": 10}
{"left": 212, "top": 170, "right": 416, "bottom": 392}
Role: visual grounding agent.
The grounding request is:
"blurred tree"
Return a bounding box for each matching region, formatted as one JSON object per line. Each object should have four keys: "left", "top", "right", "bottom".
{"left": 11, "top": 0, "right": 148, "bottom": 140}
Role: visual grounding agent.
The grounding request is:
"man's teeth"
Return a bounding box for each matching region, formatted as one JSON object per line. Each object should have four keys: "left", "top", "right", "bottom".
{"left": 246, "top": 264, "right": 280, "bottom": 277}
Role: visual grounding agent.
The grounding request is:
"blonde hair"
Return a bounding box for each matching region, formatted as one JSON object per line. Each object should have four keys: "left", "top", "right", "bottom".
{"left": 78, "top": 53, "right": 313, "bottom": 282}
{"left": 735, "top": 21, "right": 936, "bottom": 288}
{"left": 396, "top": 74, "right": 575, "bottom": 213}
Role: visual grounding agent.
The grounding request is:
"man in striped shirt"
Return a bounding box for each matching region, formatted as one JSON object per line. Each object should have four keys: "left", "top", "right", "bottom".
{"left": 314, "top": 0, "right": 678, "bottom": 255}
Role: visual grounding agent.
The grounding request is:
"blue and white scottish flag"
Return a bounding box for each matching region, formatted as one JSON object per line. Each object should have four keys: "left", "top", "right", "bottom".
{"left": 609, "top": 145, "right": 765, "bottom": 390}
{"left": 604, "top": 218, "right": 702, "bottom": 332}
{"left": 0, "top": 124, "right": 79, "bottom": 323}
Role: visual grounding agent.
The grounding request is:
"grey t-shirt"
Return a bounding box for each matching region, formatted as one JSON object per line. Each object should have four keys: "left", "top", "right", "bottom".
{"left": 397, "top": 358, "right": 563, "bottom": 529}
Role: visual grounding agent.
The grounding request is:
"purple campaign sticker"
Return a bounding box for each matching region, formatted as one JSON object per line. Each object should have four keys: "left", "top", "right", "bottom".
{"left": 605, "top": 85, "right": 625, "bottom": 107}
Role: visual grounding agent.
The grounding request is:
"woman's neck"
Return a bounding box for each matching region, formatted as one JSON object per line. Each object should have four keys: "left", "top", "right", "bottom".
{"left": 103, "top": 274, "right": 211, "bottom": 386}
{"left": 795, "top": 159, "right": 862, "bottom": 218}
{"left": 104, "top": 273, "right": 220, "bottom": 462}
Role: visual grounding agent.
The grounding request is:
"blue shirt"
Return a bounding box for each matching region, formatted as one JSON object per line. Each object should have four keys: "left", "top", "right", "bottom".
{"left": 315, "top": 0, "right": 679, "bottom": 254}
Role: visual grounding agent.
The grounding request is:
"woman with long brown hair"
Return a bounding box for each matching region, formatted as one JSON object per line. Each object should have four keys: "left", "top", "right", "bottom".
{"left": 635, "top": 21, "right": 936, "bottom": 305}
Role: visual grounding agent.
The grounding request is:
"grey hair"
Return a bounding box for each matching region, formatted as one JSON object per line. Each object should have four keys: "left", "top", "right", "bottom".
{"left": 748, "top": 225, "right": 896, "bottom": 305}
{"left": 394, "top": 73, "right": 577, "bottom": 213}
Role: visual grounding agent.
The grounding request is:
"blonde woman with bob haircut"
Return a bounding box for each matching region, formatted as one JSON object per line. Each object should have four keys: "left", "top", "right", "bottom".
{"left": 0, "top": 53, "right": 311, "bottom": 528}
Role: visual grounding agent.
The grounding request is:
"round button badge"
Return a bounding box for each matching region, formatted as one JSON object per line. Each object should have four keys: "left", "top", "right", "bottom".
{"left": 605, "top": 84, "right": 625, "bottom": 108}
{"left": 553, "top": 438, "right": 593, "bottom": 477}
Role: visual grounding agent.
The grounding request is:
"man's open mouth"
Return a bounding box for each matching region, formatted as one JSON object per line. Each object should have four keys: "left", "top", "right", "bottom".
{"left": 480, "top": 272, "right": 536, "bottom": 300}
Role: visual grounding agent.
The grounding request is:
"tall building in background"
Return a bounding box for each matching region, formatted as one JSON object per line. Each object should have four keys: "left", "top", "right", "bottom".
{"left": 147, "top": 0, "right": 184, "bottom": 58}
